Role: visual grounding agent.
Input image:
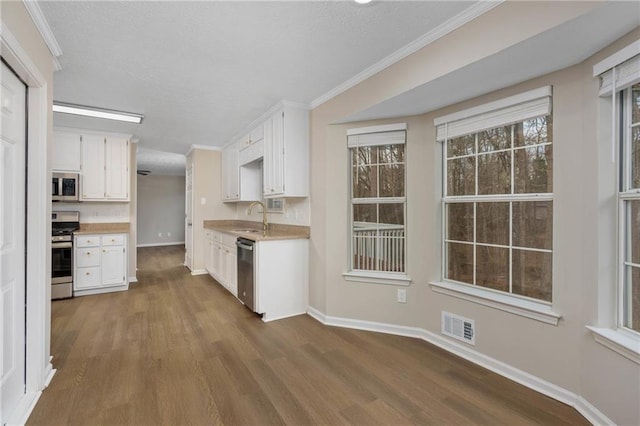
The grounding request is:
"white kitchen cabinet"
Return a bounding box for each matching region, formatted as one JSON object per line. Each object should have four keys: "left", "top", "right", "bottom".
{"left": 74, "top": 233, "right": 128, "bottom": 296}
{"left": 222, "top": 142, "right": 261, "bottom": 202}
{"left": 80, "top": 135, "right": 130, "bottom": 201}
{"left": 254, "top": 238, "right": 308, "bottom": 321}
{"left": 205, "top": 230, "right": 237, "bottom": 297}
{"left": 222, "top": 144, "right": 240, "bottom": 201}
{"left": 263, "top": 104, "right": 309, "bottom": 198}
{"left": 52, "top": 131, "right": 81, "bottom": 172}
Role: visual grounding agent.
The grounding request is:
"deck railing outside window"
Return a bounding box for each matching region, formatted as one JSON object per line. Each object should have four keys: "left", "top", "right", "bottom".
{"left": 353, "top": 222, "right": 405, "bottom": 273}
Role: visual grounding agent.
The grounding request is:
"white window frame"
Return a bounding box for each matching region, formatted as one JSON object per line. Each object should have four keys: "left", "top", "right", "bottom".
{"left": 588, "top": 40, "right": 640, "bottom": 364}
{"left": 430, "top": 87, "right": 561, "bottom": 325}
{"left": 343, "top": 123, "right": 411, "bottom": 286}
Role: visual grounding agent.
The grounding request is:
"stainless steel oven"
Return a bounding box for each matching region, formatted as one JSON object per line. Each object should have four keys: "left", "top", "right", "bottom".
{"left": 52, "top": 211, "right": 79, "bottom": 300}
{"left": 52, "top": 172, "right": 79, "bottom": 202}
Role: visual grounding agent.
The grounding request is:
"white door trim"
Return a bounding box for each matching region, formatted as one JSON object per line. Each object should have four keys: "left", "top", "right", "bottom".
{"left": 1, "top": 20, "right": 53, "bottom": 425}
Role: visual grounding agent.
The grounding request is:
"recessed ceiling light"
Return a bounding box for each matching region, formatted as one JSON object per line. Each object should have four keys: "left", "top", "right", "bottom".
{"left": 354, "top": 0, "right": 372, "bottom": 4}
{"left": 52, "top": 102, "right": 144, "bottom": 124}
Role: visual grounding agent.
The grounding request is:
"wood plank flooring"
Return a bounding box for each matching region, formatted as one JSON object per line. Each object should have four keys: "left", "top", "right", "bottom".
{"left": 27, "top": 245, "right": 588, "bottom": 425}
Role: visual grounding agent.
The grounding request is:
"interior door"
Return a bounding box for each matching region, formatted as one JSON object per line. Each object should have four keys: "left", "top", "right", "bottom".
{"left": 1, "top": 61, "right": 27, "bottom": 423}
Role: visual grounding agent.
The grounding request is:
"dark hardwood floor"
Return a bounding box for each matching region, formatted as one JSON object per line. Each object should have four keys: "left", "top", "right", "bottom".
{"left": 28, "top": 244, "right": 588, "bottom": 425}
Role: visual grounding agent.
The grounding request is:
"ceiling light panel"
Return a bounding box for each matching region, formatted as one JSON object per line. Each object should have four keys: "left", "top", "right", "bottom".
{"left": 53, "top": 102, "right": 144, "bottom": 123}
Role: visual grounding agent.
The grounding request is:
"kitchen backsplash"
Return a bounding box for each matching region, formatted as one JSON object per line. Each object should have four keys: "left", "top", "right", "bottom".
{"left": 237, "top": 197, "right": 310, "bottom": 226}
{"left": 52, "top": 202, "right": 130, "bottom": 223}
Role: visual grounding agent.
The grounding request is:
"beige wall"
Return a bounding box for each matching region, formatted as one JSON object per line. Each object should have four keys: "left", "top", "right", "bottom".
{"left": 189, "top": 149, "right": 236, "bottom": 271}
{"left": 309, "top": 1, "right": 640, "bottom": 423}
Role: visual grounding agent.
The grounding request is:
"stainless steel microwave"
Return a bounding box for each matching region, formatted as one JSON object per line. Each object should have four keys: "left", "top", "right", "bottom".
{"left": 52, "top": 172, "right": 79, "bottom": 202}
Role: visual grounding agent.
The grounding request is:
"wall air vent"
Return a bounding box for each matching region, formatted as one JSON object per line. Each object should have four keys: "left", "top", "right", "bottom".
{"left": 442, "top": 311, "right": 475, "bottom": 345}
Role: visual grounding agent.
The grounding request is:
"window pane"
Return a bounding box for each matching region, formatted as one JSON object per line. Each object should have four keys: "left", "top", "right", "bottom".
{"left": 447, "top": 134, "right": 474, "bottom": 158}
{"left": 629, "top": 200, "right": 640, "bottom": 265}
{"left": 477, "top": 202, "right": 509, "bottom": 246}
{"left": 353, "top": 232, "right": 377, "bottom": 271}
{"left": 624, "top": 266, "right": 640, "bottom": 332}
{"left": 512, "top": 201, "right": 552, "bottom": 250}
{"left": 632, "top": 127, "right": 640, "bottom": 189}
{"left": 446, "top": 203, "right": 473, "bottom": 242}
{"left": 379, "top": 144, "right": 404, "bottom": 164}
{"left": 515, "top": 116, "right": 552, "bottom": 147}
{"left": 446, "top": 242, "right": 473, "bottom": 284}
{"left": 353, "top": 146, "right": 377, "bottom": 166}
{"left": 352, "top": 165, "right": 377, "bottom": 198}
{"left": 353, "top": 203, "right": 377, "bottom": 225}
{"left": 632, "top": 85, "right": 640, "bottom": 124}
{"left": 379, "top": 164, "right": 405, "bottom": 197}
{"left": 514, "top": 145, "right": 552, "bottom": 194}
{"left": 476, "top": 246, "right": 509, "bottom": 292}
{"left": 447, "top": 157, "right": 475, "bottom": 196}
{"left": 478, "top": 151, "right": 511, "bottom": 194}
{"left": 379, "top": 203, "right": 404, "bottom": 226}
{"left": 478, "top": 126, "right": 510, "bottom": 153}
{"left": 512, "top": 249, "right": 552, "bottom": 302}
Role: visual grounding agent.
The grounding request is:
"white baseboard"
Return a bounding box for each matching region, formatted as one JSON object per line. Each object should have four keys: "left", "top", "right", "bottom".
{"left": 5, "top": 391, "right": 41, "bottom": 426}
{"left": 128, "top": 276, "right": 138, "bottom": 283}
{"left": 137, "top": 241, "right": 185, "bottom": 248}
{"left": 306, "top": 306, "right": 614, "bottom": 426}
{"left": 190, "top": 269, "right": 208, "bottom": 276}
{"left": 44, "top": 360, "right": 55, "bottom": 387}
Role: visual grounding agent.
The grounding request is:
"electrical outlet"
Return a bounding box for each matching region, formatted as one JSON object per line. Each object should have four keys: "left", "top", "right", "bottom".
{"left": 200, "top": 197, "right": 206, "bottom": 205}
{"left": 397, "top": 288, "right": 407, "bottom": 303}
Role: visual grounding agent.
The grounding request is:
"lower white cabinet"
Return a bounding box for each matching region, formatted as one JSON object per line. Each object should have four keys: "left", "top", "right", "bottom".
{"left": 205, "top": 229, "right": 237, "bottom": 297}
{"left": 74, "top": 233, "right": 128, "bottom": 296}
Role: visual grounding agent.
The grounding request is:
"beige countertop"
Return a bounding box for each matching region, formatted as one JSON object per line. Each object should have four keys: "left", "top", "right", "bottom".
{"left": 203, "top": 220, "right": 309, "bottom": 241}
{"left": 74, "top": 223, "right": 130, "bottom": 235}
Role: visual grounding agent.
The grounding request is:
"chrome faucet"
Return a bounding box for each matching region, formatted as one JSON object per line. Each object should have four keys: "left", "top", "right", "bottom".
{"left": 248, "top": 201, "right": 269, "bottom": 233}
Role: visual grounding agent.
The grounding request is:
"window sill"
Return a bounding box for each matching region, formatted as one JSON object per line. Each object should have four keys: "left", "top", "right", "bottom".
{"left": 586, "top": 326, "right": 640, "bottom": 365}
{"left": 429, "top": 280, "right": 561, "bottom": 325}
{"left": 343, "top": 271, "right": 411, "bottom": 286}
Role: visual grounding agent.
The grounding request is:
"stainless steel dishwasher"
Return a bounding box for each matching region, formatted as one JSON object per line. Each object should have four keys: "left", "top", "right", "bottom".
{"left": 236, "top": 237, "right": 256, "bottom": 311}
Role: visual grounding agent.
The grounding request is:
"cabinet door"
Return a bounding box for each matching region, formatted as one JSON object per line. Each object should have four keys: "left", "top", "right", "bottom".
{"left": 52, "top": 132, "right": 81, "bottom": 171}
{"left": 105, "top": 137, "right": 129, "bottom": 200}
{"left": 213, "top": 243, "right": 223, "bottom": 283}
{"left": 223, "top": 145, "right": 239, "bottom": 201}
{"left": 264, "top": 110, "right": 285, "bottom": 196}
{"left": 81, "top": 135, "right": 106, "bottom": 200}
{"left": 102, "top": 245, "right": 126, "bottom": 287}
{"left": 225, "top": 248, "right": 237, "bottom": 297}
{"left": 204, "top": 235, "right": 214, "bottom": 274}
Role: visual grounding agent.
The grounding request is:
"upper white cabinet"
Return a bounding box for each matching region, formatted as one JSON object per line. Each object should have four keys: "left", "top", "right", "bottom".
{"left": 222, "top": 143, "right": 261, "bottom": 202}
{"left": 263, "top": 104, "right": 309, "bottom": 198}
{"left": 52, "top": 131, "right": 81, "bottom": 172}
{"left": 81, "top": 135, "right": 130, "bottom": 201}
{"left": 222, "top": 144, "right": 240, "bottom": 201}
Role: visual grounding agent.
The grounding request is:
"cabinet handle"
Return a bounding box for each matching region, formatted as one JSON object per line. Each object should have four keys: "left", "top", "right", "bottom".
{"left": 86, "top": 252, "right": 91, "bottom": 255}
{"left": 103, "top": 250, "right": 106, "bottom": 253}
{"left": 86, "top": 272, "right": 90, "bottom": 275}
{"left": 111, "top": 239, "right": 115, "bottom": 242}
{"left": 271, "top": 188, "right": 274, "bottom": 192}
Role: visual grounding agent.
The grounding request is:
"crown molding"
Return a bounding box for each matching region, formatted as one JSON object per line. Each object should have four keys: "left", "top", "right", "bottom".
{"left": 22, "top": 0, "right": 63, "bottom": 63}
{"left": 185, "top": 144, "right": 221, "bottom": 156}
{"left": 309, "top": 1, "right": 504, "bottom": 110}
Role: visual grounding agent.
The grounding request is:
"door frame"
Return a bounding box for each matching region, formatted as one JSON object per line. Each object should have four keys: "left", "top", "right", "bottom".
{"left": 1, "top": 21, "right": 53, "bottom": 424}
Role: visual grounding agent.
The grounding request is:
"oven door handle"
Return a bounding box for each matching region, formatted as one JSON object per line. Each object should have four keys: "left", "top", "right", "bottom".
{"left": 52, "top": 242, "right": 73, "bottom": 249}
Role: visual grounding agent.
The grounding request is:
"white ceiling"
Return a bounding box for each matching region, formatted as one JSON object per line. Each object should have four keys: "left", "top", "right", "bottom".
{"left": 40, "top": 0, "right": 476, "bottom": 175}
{"left": 38, "top": 1, "right": 640, "bottom": 176}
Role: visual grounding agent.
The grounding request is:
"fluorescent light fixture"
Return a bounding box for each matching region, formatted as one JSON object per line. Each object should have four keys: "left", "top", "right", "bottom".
{"left": 354, "top": 0, "right": 372, "bottom": 3}
{"left": 53, "top": 102, "right": 144, "bottom": 124}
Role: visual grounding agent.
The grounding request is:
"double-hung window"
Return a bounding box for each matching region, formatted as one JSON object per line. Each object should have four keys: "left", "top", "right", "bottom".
{"left": 435, "top": 87, "right": 553, "bottom": 303}
{"left": 620, "top": 83, "right": 640, "bottom": 334}
{"left": 346, "top": 124, "right": 407, "bottom": 282}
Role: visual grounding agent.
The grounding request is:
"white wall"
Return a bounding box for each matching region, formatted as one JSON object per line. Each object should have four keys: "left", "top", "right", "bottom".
{"left": 137, "top": 174, "right": 186, "bottom": 246}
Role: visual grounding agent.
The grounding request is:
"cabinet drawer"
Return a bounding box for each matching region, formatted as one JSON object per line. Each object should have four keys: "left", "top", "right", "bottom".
{"left": 76, "top": 248, "right": 100, "bottom": 268}
{"left": 102, "top": 234, "right": 125, "bottom": 246}
{"left": 75, "top": 267, "right": 101, "bottom": 288}
{"left": 221, "top": 233, "right": 237, "bottom": 248}
{"left": 76, "top": 236, "right": 100, "bottom": 247}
